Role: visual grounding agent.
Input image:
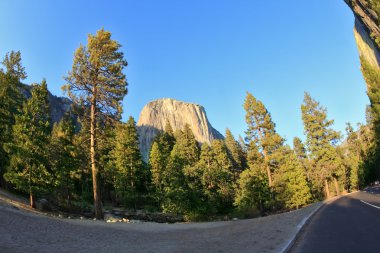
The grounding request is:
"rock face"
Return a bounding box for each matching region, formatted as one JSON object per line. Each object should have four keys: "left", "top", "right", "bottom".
{"left": 137, "top": 98, "right": 223, "bottom": 161}
{"left": 19, "top": 83, "right": 71, "bottom": 124}
{"left": 345, "top": 0, "right": 380, "bottom": 68}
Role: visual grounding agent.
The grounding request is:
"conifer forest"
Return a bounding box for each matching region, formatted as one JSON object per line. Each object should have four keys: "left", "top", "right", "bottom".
{"left": 1, "top": 28, "right": 379, "bottom": 221}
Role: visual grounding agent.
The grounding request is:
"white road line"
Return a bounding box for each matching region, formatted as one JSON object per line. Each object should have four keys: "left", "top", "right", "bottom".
{"left": 360, "top": 200, "right": 380, "bottom": 210}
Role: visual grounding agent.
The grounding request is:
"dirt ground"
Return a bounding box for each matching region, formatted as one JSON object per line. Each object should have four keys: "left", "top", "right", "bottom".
{"left": 0, "top": 199, "right": 321, "bottom": 253}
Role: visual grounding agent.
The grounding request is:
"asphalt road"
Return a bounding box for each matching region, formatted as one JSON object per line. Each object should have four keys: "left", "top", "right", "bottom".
{"left": 289, "top": 186, "right": 380, "bottom": 253}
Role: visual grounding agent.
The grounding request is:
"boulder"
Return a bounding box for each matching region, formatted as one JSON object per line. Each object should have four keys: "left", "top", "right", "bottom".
{"left": 36, "top": 198, "right": 51, "bottom": 211}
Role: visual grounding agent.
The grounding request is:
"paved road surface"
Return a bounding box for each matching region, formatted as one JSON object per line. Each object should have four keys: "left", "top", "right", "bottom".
{"left": 289, "top": 186, "right": 380, "bottom": 253}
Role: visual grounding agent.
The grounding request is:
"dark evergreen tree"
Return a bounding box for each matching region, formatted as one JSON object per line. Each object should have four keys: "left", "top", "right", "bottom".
{"left": 273, "top": 146, "right": 312, "bottom": 209}
{"left": 225, "top": 128, "right": 246, "bottom": 179}
{"left": 49, "top": 114, "right": 80, "bottom": 209}
{"left": 0, "top": 52, "right": 25, "bottom": 186}
{"left": 4, "top": 80, "right": 51, "bottom": 207}
{"left": 108, "top": 117, "right": 144, "bottom": 207}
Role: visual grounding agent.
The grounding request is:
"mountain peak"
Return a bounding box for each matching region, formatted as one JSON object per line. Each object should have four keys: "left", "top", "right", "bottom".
{"left": 137, "top": 98, "right": 223, "bottom": 160}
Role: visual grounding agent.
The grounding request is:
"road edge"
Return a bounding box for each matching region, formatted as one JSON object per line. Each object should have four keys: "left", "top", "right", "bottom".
{"left": 281, "top": 191, "right": 358, "bottom": 253}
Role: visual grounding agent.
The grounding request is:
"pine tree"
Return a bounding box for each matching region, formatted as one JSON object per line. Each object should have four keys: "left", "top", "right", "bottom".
{"left": 207, "top": 140, "right": 235, "bottom": 212}
{"left": 301, "top": 92, "right": 341, "bottom": 199}
{"left": 293, "top": 137, "right": 311, "bottom": 181}
{"left": 273, "top": 146, "right": 312, "bottom": 209}
{"left": 160, "top": 125, "right": 199, "bottom": 215}
{"left": 225, "top": 128, "right": 246, "bottom": 179}
{"left": 243, "top": 92, "right": 284, "bottom": 187}
{"left": 109, "top": 117, "right": 144, "bottom": 207}
{"left": 149, "top": 142, "right": 164, "bottom": 191}
{"left": 161, "top": 147, "right": 190, "bottom": 214}
{"left": 49, "top": 114, "right": 80, "bottom": 209}
{"left": 63, "top": 28, "right": 128, "bottom": 218}
{"left": 4, "top": 80, "right": 51, "bottom": 207}
{"left": 0, "top": 52, "right": 25, "bottom": 186}
{"left": 234, "top": 162, "right": 271, "bottom": 216}
{"left": 359, "top": 57, "right": 380, "bottom": 182}
{"left": 171, "top": 124, "right": 199, "bottom": 166}
{"left": 1, "top": 50, "right": 27, "bottom": 80}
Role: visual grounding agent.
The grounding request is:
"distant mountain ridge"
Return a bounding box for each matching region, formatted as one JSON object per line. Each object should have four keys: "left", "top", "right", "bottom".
{"left": 18, "top": 83, "right": 71, "bottom": 124}
{"left": 137, "top": 98, "right": 224, "bottom": 160}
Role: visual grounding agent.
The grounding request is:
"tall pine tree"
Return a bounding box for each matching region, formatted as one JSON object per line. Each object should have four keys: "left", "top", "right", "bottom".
{"left": 301, "top": 92, "right": 341, "bottom": 199}
{"left": 63, "top": 28, "right": 128, "bottom": 218}
{"left": 243, "top": 92, "right": 284, "bottom": 187}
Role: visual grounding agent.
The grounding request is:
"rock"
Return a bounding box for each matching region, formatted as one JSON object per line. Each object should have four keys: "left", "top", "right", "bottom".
{"left": 18, "top": 83, "right": 72, "bottom": 124}
{"left": 104, "top": 213, "right": 121, "bottom": 223}
{"left": 36, "top": 198, "right": 51, "bottom": 211}
{"left": 137, "top": 98, "right": 224, "bottom": 160}
{"left": 345, "top": 0, "right": 380, "bottom": 68}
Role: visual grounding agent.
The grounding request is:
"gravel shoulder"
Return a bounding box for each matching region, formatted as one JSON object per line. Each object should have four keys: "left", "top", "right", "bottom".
{"left": 0, "top": 193, "right": 322, "bottom": 253}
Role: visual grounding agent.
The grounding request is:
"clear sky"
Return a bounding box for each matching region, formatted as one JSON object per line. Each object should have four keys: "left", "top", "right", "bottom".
{"left": 0, "top": 0, "right": 369, "bottom": 144}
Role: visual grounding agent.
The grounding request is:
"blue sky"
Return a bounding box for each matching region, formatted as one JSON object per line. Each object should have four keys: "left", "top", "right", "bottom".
{"left": 0, "top": 0, "right": 368, "bottom": 144}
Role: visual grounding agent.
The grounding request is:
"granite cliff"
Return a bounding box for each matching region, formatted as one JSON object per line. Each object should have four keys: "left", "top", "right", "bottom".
{"left": 137, "top": 98, "right": 223, "bottom": 160}
{"left": 345, "top": 0, "right": 380, "bottom": 68}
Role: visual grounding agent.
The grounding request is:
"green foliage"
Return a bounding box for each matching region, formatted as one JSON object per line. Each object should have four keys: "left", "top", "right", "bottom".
{"left": 108, "top": 117, "right": 146, "bottom": 207}
{"left": 4, "top": 80, "right": 51, "bottom": 206}
{"left": 234, "top": 163, "right": 271, "bottom": 216}
{"left": 63, "top": 28, "right": 128, "bottom": 218}
{"left": 171, "top": 124, "right": 200, "bottom": 166}
{"left": 359, "top": 57, "right": 380, "bottom": 183}
{"left": 49, "top": 115, "right": 81, "bottom": 209}
{"left": 0, "top": 53, "right": 26, "bottom": 185}
{"left": 301, "top": 92, "right": 342, "bottom": 198}
{"left": 243, "top": 92, "right": 284, "bottom": 187}
{"left": 159, "top": 124, "right": 199, "bottom": 214}
{"left": 225, "top": 128, "right": 247, "bottom": 178}
{"left": 274, "top": 147, "right": 312, "bottom": 209}
{"left": 194, "top": 140, "right": 235, "bottom": 214}
{"left": 161, "top": 150, "right": 190, "bottom": 214}
{"left": 149, "top": 120, "right": 176, "bottom": 204}
{"left": 1, "top": 50, "right": 27, "bottom": 81}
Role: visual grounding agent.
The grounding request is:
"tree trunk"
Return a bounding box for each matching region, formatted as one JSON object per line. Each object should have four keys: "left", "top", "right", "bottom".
{"left": 325, "top": 179, "right": 331, "bottom": 199}
{"left": 266, "top": 165, "right": 273, "bottom": 187}
{"left": 91, "top": 94, "right": 102, "bottom": 219}
{"left": 29, "top": 187, "right": 35, "bottom": 208}
{"left": 333, "top": 177, "right": 340, "bottom": 196}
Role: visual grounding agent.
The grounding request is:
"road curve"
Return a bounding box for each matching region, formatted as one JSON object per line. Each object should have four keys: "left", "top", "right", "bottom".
{"left": 289, "top": 187, "right": 380, "bottom": 253}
